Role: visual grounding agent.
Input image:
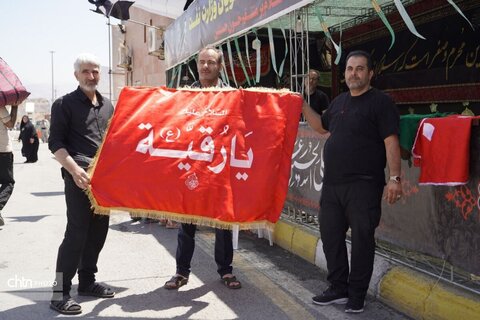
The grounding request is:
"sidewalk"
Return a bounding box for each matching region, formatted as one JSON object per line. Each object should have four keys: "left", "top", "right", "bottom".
{"left": 272, "top": 219, "right": 480, "bottom": 320}
{"left": 0, "top": 140, "right": 409, "bottom": 319}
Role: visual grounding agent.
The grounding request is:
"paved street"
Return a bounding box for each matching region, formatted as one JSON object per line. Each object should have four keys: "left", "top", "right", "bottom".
{"left": 0, "top": 136, "right": 410, "bottom": 319}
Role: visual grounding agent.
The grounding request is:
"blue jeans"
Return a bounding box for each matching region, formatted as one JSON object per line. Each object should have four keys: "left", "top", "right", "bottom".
{"left": 176, "top": 223, "right": 233, "bottom": 278}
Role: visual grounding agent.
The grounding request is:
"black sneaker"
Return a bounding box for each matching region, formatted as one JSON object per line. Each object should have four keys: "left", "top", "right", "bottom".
{"left": 312, "top": 286, "right": 348, "bottom": 305}
{"left": 0, "top": 213, "right": 4, "bottom": 226}
{"left": 345, "top": 299, "right": 365, "bottom": 313}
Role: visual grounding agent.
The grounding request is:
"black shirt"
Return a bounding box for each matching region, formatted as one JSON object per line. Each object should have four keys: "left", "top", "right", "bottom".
{"left": 321, "top": 88, "right": 399, "bottom": 185}
{"left": 48, "top": 87, "right": 114, "bottom": 168}
{"left": 308, "top": 88, "right": 330, "bottom": 114}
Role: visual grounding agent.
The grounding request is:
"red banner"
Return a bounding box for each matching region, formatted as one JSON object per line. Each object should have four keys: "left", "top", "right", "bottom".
{"left": 224, "top": 45, "right": 271, "bottom": 86}
{"left": 89, "top": 86, "right": 302, "bottom": 230}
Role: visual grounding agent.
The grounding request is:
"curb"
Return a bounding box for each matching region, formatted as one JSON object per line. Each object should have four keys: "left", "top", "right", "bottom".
{"left": 273, "top": 219, "right": 480, "bottom": 320}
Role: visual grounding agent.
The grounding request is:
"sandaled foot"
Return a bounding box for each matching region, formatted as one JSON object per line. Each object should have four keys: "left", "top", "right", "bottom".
{"left": 78, "top": 283, "right": 115, "bottom": 298}
{"left": 221, "top": 274, "right": 242, "bottom": 289}
{"left": 50, "top": 296, "right": 82, "bottom": 315}
{"left": 164, "top": 274, "right": 188, "bottom": 290}
{"left": 166, "top": 220, "right": 180, "bottom": 229}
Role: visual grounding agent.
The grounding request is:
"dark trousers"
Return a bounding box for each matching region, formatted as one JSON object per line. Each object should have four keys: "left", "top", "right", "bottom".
{"left": 0, "top": 152, "right": 15, "bottom": 212}
{"left": 319, "top": 180, "right": 383, "bottom": 302}
{"left": 53, "top": 169, "right": 109, "bottom": 297}
{"left": 176, "top": 223, "right": 233, "bottom": 278}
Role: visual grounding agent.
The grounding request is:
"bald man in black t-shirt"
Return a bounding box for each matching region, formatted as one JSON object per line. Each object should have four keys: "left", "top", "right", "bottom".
{"left": 305, "top": 69, "right": 330, "bottom": 114}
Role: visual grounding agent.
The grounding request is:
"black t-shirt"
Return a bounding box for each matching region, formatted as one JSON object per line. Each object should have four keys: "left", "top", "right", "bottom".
{"left": 308, "top": 89, "right": 330, "bottom": 114}
{"left": 49, "top": 87, "right": 114, "bottom": 168}
{"left": 321, "top": 88, "right": 399, "bottom": 185}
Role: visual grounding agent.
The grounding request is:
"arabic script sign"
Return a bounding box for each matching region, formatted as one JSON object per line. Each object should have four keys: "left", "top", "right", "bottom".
{"left": 89, "top": 86, "right": 302, "bottom": 230}
{"left": 347, "top": 5, "right": 480, "bottom": 103}
{"left": 164, "top": 0, "right": 314, "bottom": 68}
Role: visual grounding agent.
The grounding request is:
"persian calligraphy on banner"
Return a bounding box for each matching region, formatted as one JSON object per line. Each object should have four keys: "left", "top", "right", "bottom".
{"left": 88, "top": 86, "right": 302, "bottom": 230}
{"left": 346, "top": 4, "right": 480, "bottom": 103}
{"left": 285, "top": 123, "right": 328, "bottom": 213}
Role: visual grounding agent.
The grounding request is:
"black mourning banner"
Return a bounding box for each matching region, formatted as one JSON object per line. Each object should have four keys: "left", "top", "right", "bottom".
{"left": 348, "top": 5, "right": 480, "bottom": 104}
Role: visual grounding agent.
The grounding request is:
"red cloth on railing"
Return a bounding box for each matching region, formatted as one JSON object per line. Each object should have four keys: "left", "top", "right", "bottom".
{"left": 412, "top": 115, "right": 477, "bottom": 185}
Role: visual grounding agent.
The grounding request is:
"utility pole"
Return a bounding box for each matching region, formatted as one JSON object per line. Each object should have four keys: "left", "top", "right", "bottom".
{"left": 50, "top": 50, "right": 55, "bottom": 105}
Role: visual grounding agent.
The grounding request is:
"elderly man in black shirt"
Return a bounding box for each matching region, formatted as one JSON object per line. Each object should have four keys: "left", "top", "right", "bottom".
{"left": 48, "top": 53, "right": 115, "bottom": 315}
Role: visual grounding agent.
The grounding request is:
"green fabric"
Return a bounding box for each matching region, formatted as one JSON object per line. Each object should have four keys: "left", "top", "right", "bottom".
{"left": 399, "top": 113, "right": 453, "bottom": 152}
{"left": 234, "top": 38, "right": 251, "bottom": 86}
{"left": 371, "top": 0, "right": 395, "bottom": 50}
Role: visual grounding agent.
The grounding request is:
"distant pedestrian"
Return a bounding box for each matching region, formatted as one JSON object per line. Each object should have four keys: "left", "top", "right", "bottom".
{"left": 40, "top": 118, "right": 50, "bottom": 143}
{"left": 18, "top": 115, "right": 39, "bottom": 163}
{"left": 303, "top": 50, "right": 402, "bottom": 313}
{"left": 0, "top": 104, "right": 18, "bottom": 226}
{"left": 48, "top": 53, "right": 115, "bottom": 315}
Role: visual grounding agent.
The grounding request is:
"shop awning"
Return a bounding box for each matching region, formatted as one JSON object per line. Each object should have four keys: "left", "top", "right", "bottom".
{"left": 163, "top": 0, "right": 473, "bottom": 69}
{"left": 132, "top": 0, "right": 185, "bottom": 19}
{"left": 164, "top": 0, "right": 315, "bottom": 69}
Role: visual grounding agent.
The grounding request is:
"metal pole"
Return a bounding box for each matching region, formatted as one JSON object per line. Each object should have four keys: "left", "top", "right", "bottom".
{"left": 289, "top": 12, "right": 293, "bottom": 92}
{"left": 108, "top": 17, "right": 112, "bottom": 101}
{"left": 50, "top": 50, "right": 55, "bottom": 105}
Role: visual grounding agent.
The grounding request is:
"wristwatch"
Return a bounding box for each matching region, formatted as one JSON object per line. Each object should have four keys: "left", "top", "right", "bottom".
{"left": 389, "top": 176, "right": 401, "bottom": 183}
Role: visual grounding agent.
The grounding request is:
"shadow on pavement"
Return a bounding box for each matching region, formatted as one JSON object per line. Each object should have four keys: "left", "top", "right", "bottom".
{"left": 31, "top": 192, "right": 64, "bottom": 197}
{"left": 6, "top": 215, "right": 49, "bottom": 223}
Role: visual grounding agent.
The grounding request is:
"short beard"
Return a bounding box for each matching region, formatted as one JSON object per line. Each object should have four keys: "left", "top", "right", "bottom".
{"left": 346, "top": 79, "right": 366, "bottom": 91}
{"left": 80, "top": 83, "right": 97, "bottom": 93}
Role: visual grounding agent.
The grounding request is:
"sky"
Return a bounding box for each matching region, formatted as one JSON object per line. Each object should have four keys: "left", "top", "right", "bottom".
{"left": 0, "top": 0, "right": 120, "bottom": 100}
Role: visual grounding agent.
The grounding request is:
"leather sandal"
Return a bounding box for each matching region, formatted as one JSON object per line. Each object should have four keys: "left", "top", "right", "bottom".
{"left": 78, "top": 283, "right": 115, "bottom": 298}
{"left": 50, "top": 296, "right": 82, "bottom": 315}
{"left": 164, "top": 275, "right": 188, "bottom": 290}
{"left": 221, "top": 275, "right": 242, "bottom": 289}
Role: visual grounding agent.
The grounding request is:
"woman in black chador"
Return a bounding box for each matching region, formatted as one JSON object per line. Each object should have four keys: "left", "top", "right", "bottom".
{"left": 18, "top": 115, "right": 39, "bottom": 163}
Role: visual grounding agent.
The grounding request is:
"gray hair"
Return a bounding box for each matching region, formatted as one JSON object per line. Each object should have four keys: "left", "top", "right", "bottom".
{"left": 74, "top": 53, "right": 101, "bottom": 72}
{"left": 308, "top": 69, "right": 321, "bottom": 79}
{"left": 198, "top": 46, "right": 224, "bottom": 66}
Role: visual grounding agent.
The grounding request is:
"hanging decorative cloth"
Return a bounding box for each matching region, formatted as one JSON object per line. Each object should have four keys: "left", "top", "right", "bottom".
{"left": 314, "top": 7, "right": 342, "bottom": 64}
{"left": 412, "top": 115, "right": 478, "bottom": 185}
{"left": 88, "top": 86, "right": 303, "bottom": 231}
{"left": 371, "top": 0, "right": 395, "bottom": 50}
{"left": 393, "top": 0, "right": 426, "bottom": 40}
{"left": 447, "top": 0, "right": 475, "bottom": 30}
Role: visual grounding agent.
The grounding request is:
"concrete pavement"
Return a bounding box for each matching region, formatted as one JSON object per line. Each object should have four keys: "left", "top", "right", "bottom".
{"left": 272, "top": 215, "right": 480, "bottom": 320}
{"left": 0, "top": 138, "right": 410, "bottom": 319}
